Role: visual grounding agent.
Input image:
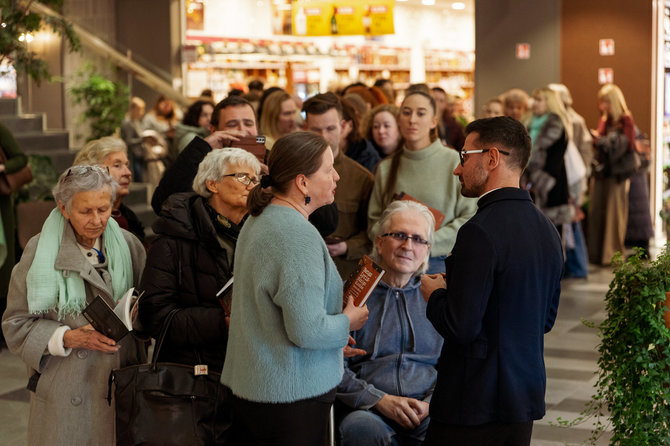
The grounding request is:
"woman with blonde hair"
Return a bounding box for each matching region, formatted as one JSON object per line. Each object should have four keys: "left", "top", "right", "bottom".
{"left": 74, "top": 136, "right": 145, "bottom": 243}
{"left": 588, "top": 84, "right": 650, "bottom": 264}
{"left": 521, "top": 87, "right": 571, "bottom": 231}
{"left": 259, "top": 89, "right": 297, "bottom": 150}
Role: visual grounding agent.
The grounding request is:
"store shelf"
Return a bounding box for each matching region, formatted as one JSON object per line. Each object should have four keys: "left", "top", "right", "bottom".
{"left": 334, "top": 64, "right": 410, "bottom": 72}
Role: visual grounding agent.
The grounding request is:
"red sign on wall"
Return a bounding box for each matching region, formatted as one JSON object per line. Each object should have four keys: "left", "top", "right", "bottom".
{"left": 516, "top": 43, "right": 530, "bottom": 59}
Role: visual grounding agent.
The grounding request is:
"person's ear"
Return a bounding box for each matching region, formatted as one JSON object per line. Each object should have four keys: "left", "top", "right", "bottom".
{"left": 205, "top": 179, "right": 218, "bottom": 194}
{"left": 57, "top": 200, "right": 69, "bottom": 220}
{"left": 295, "top": 173, "right": 309, "bottom": 196}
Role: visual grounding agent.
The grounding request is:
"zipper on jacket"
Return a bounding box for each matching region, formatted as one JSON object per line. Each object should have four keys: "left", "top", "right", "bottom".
{"left": 394, "top": 290, "right": 404, "bottom": 396}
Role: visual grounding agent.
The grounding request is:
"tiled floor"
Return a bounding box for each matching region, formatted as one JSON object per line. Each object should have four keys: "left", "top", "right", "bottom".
{"left": 0, "top": 266, "right": 615, "bottom": 445}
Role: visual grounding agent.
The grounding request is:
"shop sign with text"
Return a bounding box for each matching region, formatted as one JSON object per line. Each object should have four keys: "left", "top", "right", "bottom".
{"left": 292, "top": 0, "right": 394, "bottom": 36}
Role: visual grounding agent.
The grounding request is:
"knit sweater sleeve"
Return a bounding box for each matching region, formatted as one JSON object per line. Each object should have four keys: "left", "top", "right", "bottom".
{"left": 271, "top": 219, "right": 349, "bottom": 350}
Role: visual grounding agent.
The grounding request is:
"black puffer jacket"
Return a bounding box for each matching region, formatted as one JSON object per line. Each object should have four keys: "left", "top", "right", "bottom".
{"left": 139, "top": 192, "right": 235, "bottom": 370}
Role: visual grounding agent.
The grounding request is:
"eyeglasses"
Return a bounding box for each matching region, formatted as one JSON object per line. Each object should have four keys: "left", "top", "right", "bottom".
{"left": 223, "top": 172, "right": 260, "bottom": 186}
{"left": 381, "top": 232, "right": 430, "bottom": 246}
{"left": 459, "top": 148, "right": 510, "bottom": 166}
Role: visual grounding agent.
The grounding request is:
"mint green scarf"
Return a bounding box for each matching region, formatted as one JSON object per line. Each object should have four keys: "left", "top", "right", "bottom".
{"left": 26, "top": 208, "right": 133, "bottom": 317}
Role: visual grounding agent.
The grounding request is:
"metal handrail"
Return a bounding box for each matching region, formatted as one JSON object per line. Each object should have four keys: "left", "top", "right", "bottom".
{"left": 28, "top": 1, "right": 189, "bottom": 108}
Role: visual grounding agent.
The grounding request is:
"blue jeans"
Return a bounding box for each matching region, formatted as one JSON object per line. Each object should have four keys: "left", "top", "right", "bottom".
{"left": 340, "top": 410, "right": 430, "bottom": 446}
{"left": 426, "top": 255, "right": 447, "bottom": 275}
{"left": 565, "top": 222, "right": 588, "bottom": 278}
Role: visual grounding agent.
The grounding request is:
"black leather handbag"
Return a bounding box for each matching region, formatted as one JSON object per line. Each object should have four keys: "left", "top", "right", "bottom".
{"left": 109, "top": 309, "right": 231, "bottom": 446}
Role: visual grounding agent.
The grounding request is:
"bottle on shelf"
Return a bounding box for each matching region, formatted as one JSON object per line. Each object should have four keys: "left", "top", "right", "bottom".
{"left": 330, "top": 6, "right": 338, "bottom": 35}
{"left": 295, "top": 7, "right": 307, "bottom": 35}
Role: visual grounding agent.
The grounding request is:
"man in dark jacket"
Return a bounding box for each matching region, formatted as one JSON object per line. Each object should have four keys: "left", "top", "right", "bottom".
{"left": 151, "top": 95, "right": 257, "bottom": 214}
{"left": 421, "top": 116, "right": 563, "bottom": 446}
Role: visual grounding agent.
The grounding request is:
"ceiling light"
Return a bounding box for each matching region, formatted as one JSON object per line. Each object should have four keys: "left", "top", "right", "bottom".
{"left": 452, "top": 2, "right": 466, "bottom": 9}
{"left": 422, "top": 0, "right": 435, "bottom": 5}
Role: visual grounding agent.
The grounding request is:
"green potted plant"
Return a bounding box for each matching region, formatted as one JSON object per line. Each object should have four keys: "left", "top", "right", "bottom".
{"left": 69, "top": 65, "right": 129, "bottom": 142}
{"left": 556, "top": 249, "right": 670, "bottom": 444}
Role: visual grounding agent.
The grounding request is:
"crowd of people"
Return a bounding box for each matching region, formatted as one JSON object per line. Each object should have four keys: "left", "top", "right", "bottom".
{"left": 0, "top": 77, "right": 652, "bottom": 446}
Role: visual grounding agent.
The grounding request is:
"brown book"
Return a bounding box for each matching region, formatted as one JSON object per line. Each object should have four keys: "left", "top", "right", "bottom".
{"left": 393, "top": 192, "right": 445, "bottom": 230}
{"left": 342, "top": 255, "right": 385, "bottom": 308}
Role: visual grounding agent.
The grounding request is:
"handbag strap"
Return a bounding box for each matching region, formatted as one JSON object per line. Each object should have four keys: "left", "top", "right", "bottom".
{"left": 151, "top": 308, "right": 181, "bottom": 371}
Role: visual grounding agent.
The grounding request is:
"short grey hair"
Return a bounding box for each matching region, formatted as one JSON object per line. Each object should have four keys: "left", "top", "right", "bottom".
{"left": 52, "top": 165, "right": 118, "bottom": 212}
{"left": 192, "top": 148, "right": 262, "bottom": 198}
{"left": 371, "top": 200, "right": 435, "bottom": 275}
{"left": 73, "top": 136, "right": 127, "bottom": 166}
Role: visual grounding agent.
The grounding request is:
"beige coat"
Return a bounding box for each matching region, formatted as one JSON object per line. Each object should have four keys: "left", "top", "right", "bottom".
{"left": 1, "top": 223, "right": 146, "bottom": 446}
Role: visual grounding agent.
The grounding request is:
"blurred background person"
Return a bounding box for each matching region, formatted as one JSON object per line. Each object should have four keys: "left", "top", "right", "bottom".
{"left": 2, "top": 165, "right": 146, "bottom": 445}
{"left": 521, "top": 87, "right": 572, "bottom": 237}
{"left": 548, "top": 83, "right": 592, "bottom": 278}
{"left": 143, "top": 95, "right": 181, "bottom": 143}
{"left": 222, "top": 132, "right": 368, "bottom": 446}
{"left": 340, "top": 96, "right": 380, "bottom": 173}
{"left": 120, "top": 97, "right": 146, "bottom": 182}
{"left": 0, "top": 122, "right": 29, "bottom": 349}
{"left": 337, "top": 200, "right": 442, "bottom": 446}
{"left": 589, "top": 84, "right": 649, "bottom": 264}
{"left": 360, "top": 104, "right": 402, "bottom": 159}
{"left": 244, "top": 79, "right": 264, "bottom": 113}
{"left": 74, "top": 136, "right": 146, "bottom": 244}
{"left": 374, "top": 78, "right": 396, "bottom": 104}
{"left": 368, "top": 90, "right": 477, "bottom": 275}
{"left": 259, "top": 89, "right": 298, "bottom": 149}
{"left": 482, "top": 97, "right": 504, "bottom": 118}
{"left": 503, "top": 88, "right": 530, "bottom": 122}
{"left": 431, "top": 87, "right": 465, "bottom": 151}
{"left": 173, "top": 99, "right": 215, "bottom": 157}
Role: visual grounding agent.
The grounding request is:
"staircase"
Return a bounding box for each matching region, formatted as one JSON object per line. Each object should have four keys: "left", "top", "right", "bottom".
{"left": 0, "top": 97, "right": 157, "bottom": 237}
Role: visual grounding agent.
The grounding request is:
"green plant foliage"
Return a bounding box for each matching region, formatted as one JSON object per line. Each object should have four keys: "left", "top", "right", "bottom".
{"left": 0, "top": 0, "right": 81, "bottom": 85}
{"left": 558, "top": 249, "right": 670, "bottom": 444}
{"left": 15, "top": 153, "right": 60, "bottom": 203}
{"left": 69, "top": 67, "right": 129, "bottom": 142}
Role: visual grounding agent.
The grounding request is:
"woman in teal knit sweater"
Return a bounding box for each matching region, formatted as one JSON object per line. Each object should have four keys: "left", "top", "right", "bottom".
{"left": 221, "top": 131, "right": 369, "bottom": 446}
{"left": 367, "top": 90, "right": 477, "bottom": 275}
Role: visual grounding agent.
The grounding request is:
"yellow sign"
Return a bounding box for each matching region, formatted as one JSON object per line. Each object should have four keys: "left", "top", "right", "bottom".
{"left": 292, "top": 0, "right": 394, "bottom": 36}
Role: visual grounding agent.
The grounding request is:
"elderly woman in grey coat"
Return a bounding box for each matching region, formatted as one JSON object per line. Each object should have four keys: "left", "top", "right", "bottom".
{"left": 1, "top": 165, "right": 146, "bottom": 446}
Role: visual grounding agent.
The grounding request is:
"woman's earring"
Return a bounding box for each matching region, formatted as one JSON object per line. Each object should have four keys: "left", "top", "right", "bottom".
{"left": 304, "top": 195, "right": 311, "bottom": 205}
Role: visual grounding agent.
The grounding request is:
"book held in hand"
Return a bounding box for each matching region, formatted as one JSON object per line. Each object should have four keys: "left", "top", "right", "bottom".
{"left": 392, "top": 192, "right": 445, "bottom": 230}
{"left": 82, "top": 295, "right": 130, "bottom": 342}
{"left": 82, "top": 289, "right": 144, "bottom": 342}
{"left": 343, "top": 255, "right": 385, "bottom": 308}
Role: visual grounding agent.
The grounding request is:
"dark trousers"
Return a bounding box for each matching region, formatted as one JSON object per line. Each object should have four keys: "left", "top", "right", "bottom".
{"left": 229, "top": 388, "right": 336, "bottom": 446}
{"left": 423, "top": 419, "right": 533, "bottom": 446}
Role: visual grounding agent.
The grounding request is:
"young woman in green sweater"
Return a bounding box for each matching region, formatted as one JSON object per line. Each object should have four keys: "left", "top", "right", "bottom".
{"left": 367, "top": 91, "right": 477, "bottom": 274}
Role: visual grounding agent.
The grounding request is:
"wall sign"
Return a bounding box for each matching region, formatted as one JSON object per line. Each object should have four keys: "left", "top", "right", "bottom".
{"left": 599, "top": 39, "right": 615, "bottom": 56}
{"left": 598, "top": 68, "right": 614, "bottom": 85}
{"left": 516, "top": 43, "right": 530, "bottom": 59}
